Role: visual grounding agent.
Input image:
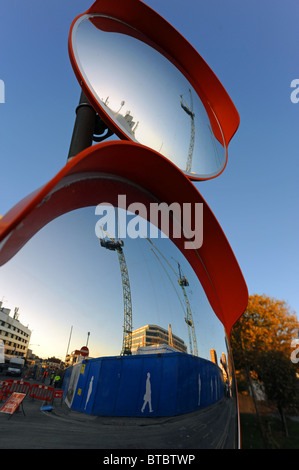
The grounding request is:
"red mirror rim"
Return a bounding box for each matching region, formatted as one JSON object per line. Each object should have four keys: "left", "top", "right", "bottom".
{"left": 68, "top": 0, "right": 240, "bottom": 181}
{"left": 0, "top": 141, "right": 247, "bottom": 334}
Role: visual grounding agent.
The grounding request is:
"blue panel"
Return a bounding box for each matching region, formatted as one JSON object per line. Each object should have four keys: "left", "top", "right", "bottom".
{"left": 176, "top": 354, "right": 192, "bottom": 414}
{"left": 158, "top": 354, "right": 178, "bottom": 416}
{"left": 189, "top": 356, "right": 200, "bottom": 411}
{"left": 80, "top": 359, "right": 102, "bottom": 414}
{"left": 92, "top": 357, "right": 121, "bottom": 415}
{"left": 69, "top": 361, "right": 91, "bottom": 411}
{"left": 61, "top": 366, "right": 73, "bottom": 398}
{"left": 198, "top": 358, "right": 210, "bottom": 408}
{"left": 65, "top": 353, "right": 225, "bottom": 417}
{"left": 115, "top": 356, "right": 143, "bottom": 415}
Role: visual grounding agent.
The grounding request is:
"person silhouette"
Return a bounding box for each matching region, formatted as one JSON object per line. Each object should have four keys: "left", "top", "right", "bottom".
{"left": 141, "top": 372, "right": 153, "bottom": 413}
{"left": 198, "top": 373, "right": 201, "bottom": 406}
{"left": 84, "top": 376, "right": 94, "bottom": 410}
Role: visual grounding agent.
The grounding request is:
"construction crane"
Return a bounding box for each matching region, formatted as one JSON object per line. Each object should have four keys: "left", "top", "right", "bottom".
{"left": 99, "top": 228, "right": 133, "bottom": 356}
{"left": 176, "top": 262, "right": 198, "bottom": 357}
{"left": 146, "top": 238, "right": 198, "bottom": 356}
{"left": 180, "top": 88, "right": 195, "bottom": 174}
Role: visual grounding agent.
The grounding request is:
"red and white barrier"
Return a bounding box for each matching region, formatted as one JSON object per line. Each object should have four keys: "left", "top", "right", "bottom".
{"left": 0, "top": 380, "right": 63, "bottom": 404}
{"left": 29, "top": 384, "right": 54, "bottom": 402}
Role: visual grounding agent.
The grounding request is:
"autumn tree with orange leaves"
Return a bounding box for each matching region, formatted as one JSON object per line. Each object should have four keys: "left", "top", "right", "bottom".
{"left": 230, "top": 294, "right": 299, "bottom": 439}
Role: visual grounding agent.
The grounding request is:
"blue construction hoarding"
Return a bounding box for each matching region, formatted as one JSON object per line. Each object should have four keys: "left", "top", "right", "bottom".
{"left": 62, "top": 352, "right": 224, "bottom": 417}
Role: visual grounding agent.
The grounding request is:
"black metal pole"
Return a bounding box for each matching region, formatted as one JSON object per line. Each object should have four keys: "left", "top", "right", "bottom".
{"left": 67, "top": 91, "right": 97, "bottom": 161}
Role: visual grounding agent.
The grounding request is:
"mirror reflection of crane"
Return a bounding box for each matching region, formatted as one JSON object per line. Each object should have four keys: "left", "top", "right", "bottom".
{"left": 176, "top": 261, "right": 198, "bottom": 357}
{"left": 146, "top": 238, "right": 198, "bottom": 356}
{"left": 99, "top": 228, "right": 133, "bottom": 356}
{"left": 180, "top": 88, "right": 195, "bottom": 174}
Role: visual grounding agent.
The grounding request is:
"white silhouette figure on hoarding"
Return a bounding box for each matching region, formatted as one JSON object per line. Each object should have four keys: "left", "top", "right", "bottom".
{"left": 141, "top": 372, "right": 153, "bottom": 413}
{"left": 198, "top": 373, "right": 201, "bottom": 406}
{"left": 84, "top": 376, "right": 94, "bottom": 410}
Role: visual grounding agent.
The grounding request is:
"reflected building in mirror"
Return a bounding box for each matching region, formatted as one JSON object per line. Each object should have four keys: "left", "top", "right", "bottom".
{"left": 219, "top": 352, "right": 229, "bottom": 383}
{"left": 102, "top": 97, "right": 139, "bottom": 139}
{"left": 210, "top": 348, "right": 218, "bottom": 365}
{"left": 127, "top": 324, "right": 187, "bottom": 354}
{"left": 0, "top": 301, "right": 32, "bottom": 360}
{"left": 210, "top": 347, "right": 230, "bottom": 384}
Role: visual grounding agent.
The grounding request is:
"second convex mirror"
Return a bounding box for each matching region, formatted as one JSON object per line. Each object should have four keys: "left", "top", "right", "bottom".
{"left": 69, "top": 2, "right": 237, "bottom": 180}
{"left": 0, "top": 205, "right": 239, "bottom": 448}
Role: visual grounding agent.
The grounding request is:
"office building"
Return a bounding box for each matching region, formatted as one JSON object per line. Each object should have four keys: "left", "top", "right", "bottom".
{"left": 128, "top": 324, "right": 187, "bottom": 354}
{"left": 210, "top": 348, "right": 218, "bottom": 365}
{"left": 0, "top": 301, "right": 31, "bottom": 360}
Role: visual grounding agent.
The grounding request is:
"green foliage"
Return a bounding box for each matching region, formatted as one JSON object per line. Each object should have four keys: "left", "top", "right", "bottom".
{"left": 255, "top": 350, "right": 298, "bottom": 413}
{"left": 231, "top": 294, "right": 299, "bottom": 435}
{"left": 240, "top": 413, "right": 299, "bottom": 449}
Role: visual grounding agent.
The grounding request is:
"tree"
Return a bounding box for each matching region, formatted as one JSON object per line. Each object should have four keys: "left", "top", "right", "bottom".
{"left": 255, "top": 350, "right": 298, "bottom": 437}
{"left": 231, "top": 294, "right": 299, "bottom": 363}
{"left": 230, "top": 294, "right": 299, "bottom": 440}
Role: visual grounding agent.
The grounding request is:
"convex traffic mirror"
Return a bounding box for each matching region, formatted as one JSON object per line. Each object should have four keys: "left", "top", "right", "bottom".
{"left": 0, "top": 141, "right": 247, "bottom": 447}
{"left": 69, "top": 0, "right": 240, "bottom": 181}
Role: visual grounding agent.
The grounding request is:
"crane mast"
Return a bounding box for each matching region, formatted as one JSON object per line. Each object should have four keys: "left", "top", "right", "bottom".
{"left": 177, "top": 263, "right": 198, "bottom": 357}
{"left": 146, "top": 238, "right": 198, "bottom": 356}
{"left": 99, "top": 233, "right": 133, "bottom": 355}
{"left": 180, "top": 88, "right": 195, "bottom": 173}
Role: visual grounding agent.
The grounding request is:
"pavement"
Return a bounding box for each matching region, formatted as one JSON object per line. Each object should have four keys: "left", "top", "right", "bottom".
{"left": 0, "top": 386, "right": 238, "bottom": 450}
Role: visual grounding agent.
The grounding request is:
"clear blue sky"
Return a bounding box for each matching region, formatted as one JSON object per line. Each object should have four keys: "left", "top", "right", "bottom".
{"left": 0, "top": 1, "right": 298, "bottom": 359}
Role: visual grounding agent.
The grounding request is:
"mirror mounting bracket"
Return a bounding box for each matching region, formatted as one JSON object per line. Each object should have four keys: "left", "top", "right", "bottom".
{"left": 93, "top": 115, "right": 114, "bottom": 143}
{"left": 68, "top": 91, "right": 114, "bottom": 161}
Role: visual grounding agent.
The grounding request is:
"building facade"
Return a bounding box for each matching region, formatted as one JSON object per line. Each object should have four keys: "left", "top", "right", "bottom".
{"left": 0, "top": 302, "right": 31, "bottom": 360}
{"left": 210, "top": 348, "right": 218, "bottom": 365}
{"left": 128, "top": 324, "right": 187, "bottom": 354}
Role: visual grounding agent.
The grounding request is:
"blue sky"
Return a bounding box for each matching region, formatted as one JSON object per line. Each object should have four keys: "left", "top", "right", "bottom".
{"left": 0, "top": 0, "right": 298, "bottom": 358}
